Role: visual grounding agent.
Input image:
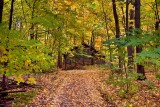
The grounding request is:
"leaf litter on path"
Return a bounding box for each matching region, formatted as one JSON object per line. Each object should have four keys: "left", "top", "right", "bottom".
{"left": 29, "top": 70, "right": 116, "bottom": 107}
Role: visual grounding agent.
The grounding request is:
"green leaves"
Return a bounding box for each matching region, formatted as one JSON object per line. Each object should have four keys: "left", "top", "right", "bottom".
{"left": 107, "top": 71, "right": 140, "bottom": 98}
{"left": 88, "top": 3, "right": 96, "bottom": 9}
{"left": 0, "top": 24, "right": 56, "bottom": 83}
{"left": 32, "top": 15, "right": 63, "bottom": 28}
{"left": 134, "top": 46, "right": 160, "bottom": 66}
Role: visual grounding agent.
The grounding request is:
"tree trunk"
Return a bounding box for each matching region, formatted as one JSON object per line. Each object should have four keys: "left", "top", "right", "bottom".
{"left": 30, "top": 24, "right": 35, "bottom": 39}
{"left": 135, "top": 0, "right": 146, "bottom": 80}
{"left": 155, "top": 0, "right": 160, "bottom": 30}
{"left": 0, "top": 0, "right": 5, "bottom": 91}
{"left": 112, "top": 0, "right": 120, "bottom": 38}
{"left": 9, "top": 0, "right": 14, "bottom": 30}
{"left": 121, "top": 6, "right": 126, "bottom": 31}
{"left": 0, "top": 0, "right": 4, "bottom": 23}
{"left": 58, "top": 51, "right": 62, "bottom": 68}
{"left": 30, "top": 0, "right": 37, "bottom": 39}
{"left": 127, "top": 1, "right": 134, "bottom": 70}
{"left": 63, "top": 54, "right": 67, "bottom": 70}
{"left": 90, "top": 30, "right": 95, "bottom": 65}
{"left": 57, "top": 35, "right": 62, "bottom": 69}
{"left": 1, "top": 0, "right": 15, "bottom": 91}
{"left": 126, "top": 0, "right": 129, "bottom": 34}
{"left": 112, "top": 0, "right": 123, "bottom": 70}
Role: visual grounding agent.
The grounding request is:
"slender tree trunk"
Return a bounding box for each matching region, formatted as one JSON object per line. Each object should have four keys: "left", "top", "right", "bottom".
{"left": 155, "top": 0, "right": 160, "bottom": 30}
{"left": 91, "top": 30, "right": 95, "bottom": 65}
{"left": 112, "top": 0, "right": 120, "bottom": 38}
{"left": 121, "top": 6, "right": 126, "bottom": 31}
{"left": 1, "top": 0, "right": 15, "bottom": 91}
{"left": 64, "top": 54, "right": 67, "bottom": 70}
{"left": 9, "top": 0, "right": 14, "bottom": 30}
{"left": 126, "top": 1, "right": 134, "bottom": 70}
{"left": 112, "top": 0, "right": 123, "bottom": 70}
{"left": 0, "top": 0, "right": 4, "bottom": 91}
{"left": 0, "top": 0, "right": 4, "bottom": 23}
{"left": 58, "top": 51, "right": 62, "bottom": 68}
{"left": 135, "top": 0, "right": 146, "bottom": 80}
{"left": 126, "top": 0, "right": 129, "bottom": 34}
{"left": 30, "top": 0, "right": 37, "bottom": 39}
{"left": 57, "top": 35, "right": 63, "bottom": 68}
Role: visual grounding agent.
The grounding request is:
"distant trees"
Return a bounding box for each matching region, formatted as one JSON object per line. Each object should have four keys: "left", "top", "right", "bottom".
{"left": 0, "top": 0, "right": 159, "bottom": 89}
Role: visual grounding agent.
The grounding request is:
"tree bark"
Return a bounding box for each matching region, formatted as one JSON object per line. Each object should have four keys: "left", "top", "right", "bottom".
{"left": 0, "top": 0, "right": 5, "bottom": 91}
{"left": 126, "top": 0, "right": 129, "bottom": 34}
{"left": 112, "top": 0, "right": 123, "bottom": 70}
{"left": 135, "top": 0, "right": 146, "bottom": 80}
{"left": 135, "top": 0, "right": 140, "bottom": 28}
{"left": 112, "top": 0, "right": 120, "bottom": 38}
{"left": 58, "top": 51, "right": 62, "bottom": 68}
{"left": 0, "top": 0, "right": 4, "bottom": 23}
{"left": 90, "top": 30, "right": 95, "bottom": 65}
{"left": 121, "top": 6, "right": 126, "bottom": 31}
{"left": 127, "top": 1, "right": 134, "bottom": 70}
{"left": 1, "top": 0, "right": 15, "bottom": 91}
{"left": 155, "top": 0, "right": 160, "bottom": 30}
{"left": 30, "top": 0, "right": 37, "bottom": 39}
{"left": 9, "top": 0, "right": 14, "bottom": 30}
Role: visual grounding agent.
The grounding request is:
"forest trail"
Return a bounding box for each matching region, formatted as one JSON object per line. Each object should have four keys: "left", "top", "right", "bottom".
{"left": 29, "top": 69, "right": 115, "bottom": 107}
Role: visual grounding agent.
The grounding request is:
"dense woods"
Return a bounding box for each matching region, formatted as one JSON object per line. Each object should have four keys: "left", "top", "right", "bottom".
{"left": 0, "top": 0, "right": 160, "bottom": 106}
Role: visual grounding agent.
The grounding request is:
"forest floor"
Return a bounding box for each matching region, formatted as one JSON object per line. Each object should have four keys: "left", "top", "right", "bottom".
{"left": 29, "top": 68, "right": 116, "bottom": 107}
{"left": 12, "top": 66, "right": 159, "bottom": 107}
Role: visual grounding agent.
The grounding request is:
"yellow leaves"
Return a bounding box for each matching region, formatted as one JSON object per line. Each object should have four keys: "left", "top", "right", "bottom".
{"left": 8, "top": 54, "right": 12, "bottom": 59}
{"left": 64, "top": 0, "right": 72, "bottom": 5}
{"left": 15, "top": 75, "right": 36, "bottom": 85}
{"left": 15, "top": 75, "right": 24, "bottom": 85}
{"left": 0, "top": 47, "right": 9, "bottom": 63}
{"left": 0, "top": 46, "right": 8, "bottom": 57}
{"left": 25, "top": 59, "right": 31, "bottom": 66}
{"left": 86, "top": 31, "right": 91, "bottom": 36}
{"left": 76, "top": 20, "right": 82, "bottom": 24}
{"left": 0, "top": 46, "right": 6, "bottom": 53}
{"left": 145, "top": 5, "right": 152, "bottom": 11}
{"left": 95, "top": 36, "right": 102, "bottom": 48}
{"left": 92, "top": 0, "right": 99, "bottom": 6}
{"left": 68, "top": 28, "right": 75, "bottom": 33}
{"left": 129, "top": 4, "right": 134, "bottom": 10}
{"left": 128, "top": 104, "right": 133, "bottom": 107}
{"left": 71, "top": 4, "right": 77, "bottom": 10}
{"left": 0, "top": 56, "right": 8, "bottom": 63}
{"left": 27, "top": 77, "right": 36, "bottom": 85}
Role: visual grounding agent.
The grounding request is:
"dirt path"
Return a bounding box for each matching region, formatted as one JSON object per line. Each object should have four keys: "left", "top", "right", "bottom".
{"left": 29, "top": 70, "right": 115, "bottom": 107}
